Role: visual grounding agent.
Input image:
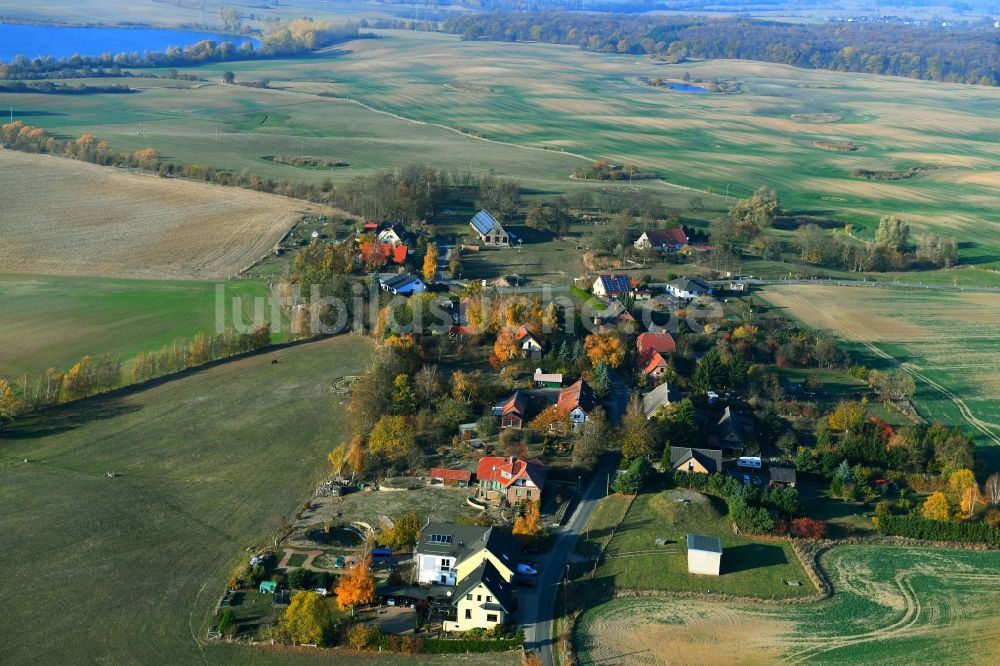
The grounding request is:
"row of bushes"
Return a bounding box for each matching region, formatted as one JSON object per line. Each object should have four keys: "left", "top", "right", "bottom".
{"left": 353, "top": 623, "right": 522, "bottom": 654}
{"left": 874, "top": 514, "right": 1000, "bottom": 545}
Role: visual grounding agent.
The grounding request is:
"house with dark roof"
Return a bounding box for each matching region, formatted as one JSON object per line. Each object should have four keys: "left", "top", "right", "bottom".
{"left": 687, "top": 533, "right": 722, "bottom": 575}
{"left": 376, "top": 221, "right": 409, "bottom": 246}
{"left": 665, "top": 276, "right": 714, "bottom": 299}
{"left": 491, "top": 392, "right": 527, "bottom": 429}
{"left": 429, "top": 468, "right": 473, "bottom": 488}
{"left": 415, "top": 522, "right": 515, "bottom": 586}
{"left": 716, "top": 406, "right": 745, "bottom": 450}
{"left": 634, "top": 228, "right": 688, "bottom": 252}
{"left": 470, "top": 210, "right": 510, "bottom": 247}
{"left": 591, "top": 299, "right": 636, "bottom": 331}
{"left": 443, "top": 560, "right": 514, "bottom": 632}
{"left": 379, "top": 272, "right": 426, "bottom": 296}
{"left": 476, "top": 456, "right": 546, "bottom": 504}
{"left": 592, "top": 274, "right": 632, "bottom": 298}
{"left": 768, "top": 465, "right": 797, "bottom": 488}
{"left": 642, "top": 382, "right": 672, "bottom": 419}
{"left": 557, "top": 379, "right": 601, "bottom": 430}
{"left": 669, "top": 446, "right": 723, "bottom": 474}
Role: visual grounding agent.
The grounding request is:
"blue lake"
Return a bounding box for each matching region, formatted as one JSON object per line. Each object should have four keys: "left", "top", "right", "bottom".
{"left": 668, "top": 83, "right": 709, "bottom": 94}
{"left": 0, "top": 23, "right": 257, "bottom": 62}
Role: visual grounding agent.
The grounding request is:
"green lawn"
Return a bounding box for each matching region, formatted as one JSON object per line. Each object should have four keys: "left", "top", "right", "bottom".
{"left": 0, "top": 274, "right": 279, "bottom": 380}
{"left": 574, "top": 489, "right": 815, "bottom": 601}
{"left": 575, "top": 545, "right": 1000, "bottom": 665}
{"left": 0, "top": 335, "right": 375, "bottom": 664}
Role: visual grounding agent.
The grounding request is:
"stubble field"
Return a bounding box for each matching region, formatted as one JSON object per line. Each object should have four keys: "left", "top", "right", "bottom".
{"left": 574, "top": 546, "right": 1000, "bottom": 666}
{"left": 760, "top": 284, "right": 1000, "bottom": 469}
{"left": 0, "top": 150, "right": 338, "bottom": 280}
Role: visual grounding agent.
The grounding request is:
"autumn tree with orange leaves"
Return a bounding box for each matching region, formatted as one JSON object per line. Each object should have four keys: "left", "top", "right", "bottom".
{"left": 336, "top": 547, "right": 375, "bottom": 613}
{"left": 531, "top": 404, "right": 572, "bottom": 436}
{"left": 492, "top": 327, "right": 521, "bottom": 365}
{"left": 513, "top": 500, "right": 541, "bottom": 539}
{"left": 584, "top": 332, "right": 625, "bottom": 368}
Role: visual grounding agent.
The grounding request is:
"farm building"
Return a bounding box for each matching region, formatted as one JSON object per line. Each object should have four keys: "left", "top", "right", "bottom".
{"left": 470, "top": 210, "right": 510, "bottom": 247}
{"left": 534, "top": 369, "right": 563, "bottom": 388}
{"left": 557, "top": 379, "right": 601, "bottom": 430}
{"left": 492, "top": 392, "right": 527, "bottom": 429}
{"left": 665, "top": 277, "right": 714, "bottom": 299}
{"left": 670, "top": 447, "right": 723, "bottom": 474}
{"left": 686, "top": 533, "right": 723, "bottom": 576}
{"left": 634, "top": 228, "right": 688, "bottom": 252}
{"left": 642, "top": 382, "right": 672, "bottom": 418}
{"left": 476, "top": 456, "right": 546, "bottom": 504}
{"left": 430, "top": 468, "right": 472, "bottom": 488}
{"left": 592, "top": 274, "right": 632, "bottom": 298}
{"left": 380, "top": 272, "right": 426, "bottom": 296}
{"left": 769, "top": 465, "right": 797, "bottom": 488}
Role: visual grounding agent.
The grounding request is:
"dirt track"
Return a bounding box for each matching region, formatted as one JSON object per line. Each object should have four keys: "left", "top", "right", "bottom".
{"left": 0, "top": 150, "right": 339, "bottom": 280}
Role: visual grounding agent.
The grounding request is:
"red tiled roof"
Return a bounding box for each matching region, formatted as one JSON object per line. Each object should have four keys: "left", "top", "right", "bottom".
{"left": 476, "top": 456, "right": 546, "bottom": 489}
{"left": 637, "top": 332, "right": 677, "bottom": 355}
{"left": 430, "top": 468, "right": 472, "bottom": 482}
{"left": 557, "top": 379, "right": 599, "bottom": 413}
{"left": 644, "top": 228, "right": 688, "bottom": 246}
{"left": 360, "top": 242, "right": 408, "bottom": 264}
{"left": 639, "top": 350, "right": 668, "bottom": 377}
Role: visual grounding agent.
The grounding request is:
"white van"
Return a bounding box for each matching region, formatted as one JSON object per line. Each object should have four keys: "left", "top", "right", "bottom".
{"left": 737, "top": 456, "right": 762, "bottom": 469}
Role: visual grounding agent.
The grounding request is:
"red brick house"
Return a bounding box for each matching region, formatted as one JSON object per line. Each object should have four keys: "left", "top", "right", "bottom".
{"left": 476, "top": 456, "right": 547, "bottom": 504}
{"left": 636, "top": 332, "right": 676, "bottom": 380}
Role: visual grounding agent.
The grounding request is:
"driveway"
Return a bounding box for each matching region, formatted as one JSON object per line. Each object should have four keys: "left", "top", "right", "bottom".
{"left": 520, "top": 458, "right": 617, "bottom": 666}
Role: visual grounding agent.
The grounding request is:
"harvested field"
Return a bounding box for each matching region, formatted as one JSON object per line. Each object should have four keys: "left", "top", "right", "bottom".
{"left": 760, "top": 285, "right": 1000, "bottom": 468}
{"left": 0, "top": 150, "right": 338, "bottom": 280}
{"left": 574, "top": 546, "right": 1000, "bottom": 666}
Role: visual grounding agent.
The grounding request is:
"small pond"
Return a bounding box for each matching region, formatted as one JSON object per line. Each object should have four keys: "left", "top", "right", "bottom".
{"left": 668, "top": 83, "right": 709, "bottom": 94}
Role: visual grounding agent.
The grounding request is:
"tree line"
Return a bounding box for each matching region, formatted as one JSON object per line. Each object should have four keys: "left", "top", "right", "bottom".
{"left": 0, "top": 324, "right": 270, "bottom": 425}
{"left": 442, "top": 13, "right": 1000, "bottom": 86}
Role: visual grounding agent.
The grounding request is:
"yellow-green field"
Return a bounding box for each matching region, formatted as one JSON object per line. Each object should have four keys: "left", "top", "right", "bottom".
{"left": 760, "top": 284, "right": 1000, "bottom": 469}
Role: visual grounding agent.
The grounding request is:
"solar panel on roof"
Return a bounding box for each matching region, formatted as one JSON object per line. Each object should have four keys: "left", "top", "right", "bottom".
{"left": 471, "top": 210, "right": 497, "bottom": 235}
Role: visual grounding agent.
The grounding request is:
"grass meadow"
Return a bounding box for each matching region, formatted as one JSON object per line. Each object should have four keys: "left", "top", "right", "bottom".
{"left": 0, "top": 274, "right": 279, "bottom": 380}
{"left": 574, "top": 545, "right": 1000, "bottom": 665}
{"left": 0, "top": 335, "right": 379, "bottom": 664}
{"left": 760, "top": 284, "right": 1000, "bottom": 472}
{"left": 574, "top": 489, "right": 816, "bottom": 601}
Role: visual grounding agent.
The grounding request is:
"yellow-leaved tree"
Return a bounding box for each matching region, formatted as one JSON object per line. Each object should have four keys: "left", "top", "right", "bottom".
{"left": 513, "top": 500, "right": 541, "bottom": 539}
{"left": 961, "top": 486, "right": 983, "bottom": 519}
{"left": 336, "top": 548, "right": 375, "bottom": 613}
{"left": 948, "top": 469, "right": 977, "bottom": 497}
{"left": 422, "top": 243, "right": 438, "bottom": 284}
{"left": 327, "top": 445, "right": 347, "bottom": 477}
{"left": 368, "top": 415, "right": 414, "bottom": 462}
{"left": 0, "top": 379, "right": 19, "bottom": 425}
{"left": 280, "top": 590, "right": 331, "bottom": 645}
{"left": 492, "top": 327, "right": 521, "bottom": 365}
{"left": 921, "top": 491, "right": 951, "bottom": 522}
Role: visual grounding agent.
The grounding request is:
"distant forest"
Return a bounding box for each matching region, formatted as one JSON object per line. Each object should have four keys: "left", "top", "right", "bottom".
{"left": 441, "top": 13, "right": 1000, "bottom": 85}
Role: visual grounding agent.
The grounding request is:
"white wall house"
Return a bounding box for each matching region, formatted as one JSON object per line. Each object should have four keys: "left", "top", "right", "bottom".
{"left": 417, "top": 553, "right": 457, "bottom": 586}
{"left": 686, "top": 533, "right": 722, "bottom": 575}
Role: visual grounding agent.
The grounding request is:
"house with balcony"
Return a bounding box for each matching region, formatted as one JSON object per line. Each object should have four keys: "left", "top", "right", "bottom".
{"left": 415, "top": 522, "right": 515, "bottom": 586}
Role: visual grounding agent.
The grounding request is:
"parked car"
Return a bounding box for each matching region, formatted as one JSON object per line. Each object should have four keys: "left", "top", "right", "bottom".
{"left": 516, "top": 563, "right": 538, "bottom": 576}
{"left": 386, "top": 597, "right": 397, "bottom": 606}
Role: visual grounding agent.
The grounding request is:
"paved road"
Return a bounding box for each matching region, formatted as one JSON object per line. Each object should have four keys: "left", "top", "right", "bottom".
{"left": 520, "top": 459, "right": 616, "bottom": 666}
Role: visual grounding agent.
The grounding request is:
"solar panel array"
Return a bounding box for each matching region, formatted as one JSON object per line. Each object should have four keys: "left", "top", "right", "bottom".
{"left": 471, "top": 210, "right": 498, "bottom": 235}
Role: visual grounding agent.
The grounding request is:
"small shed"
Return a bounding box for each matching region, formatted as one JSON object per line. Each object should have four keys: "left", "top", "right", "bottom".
{"left": 259, "top": 580, "right": 278, "bottom": 593}
{"left": 533, "top": 368, "right": 563, "bottom": 389}
{"left": 430, "top": 468, "right": 472, "bottom": 488}
{"left": 686, "top": 533, "right": 722, "bottom": 576}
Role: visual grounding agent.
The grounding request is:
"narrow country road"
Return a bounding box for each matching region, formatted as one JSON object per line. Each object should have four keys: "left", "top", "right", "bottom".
{"left": 521, "top": 459, "right": 616, "bottom": 666}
